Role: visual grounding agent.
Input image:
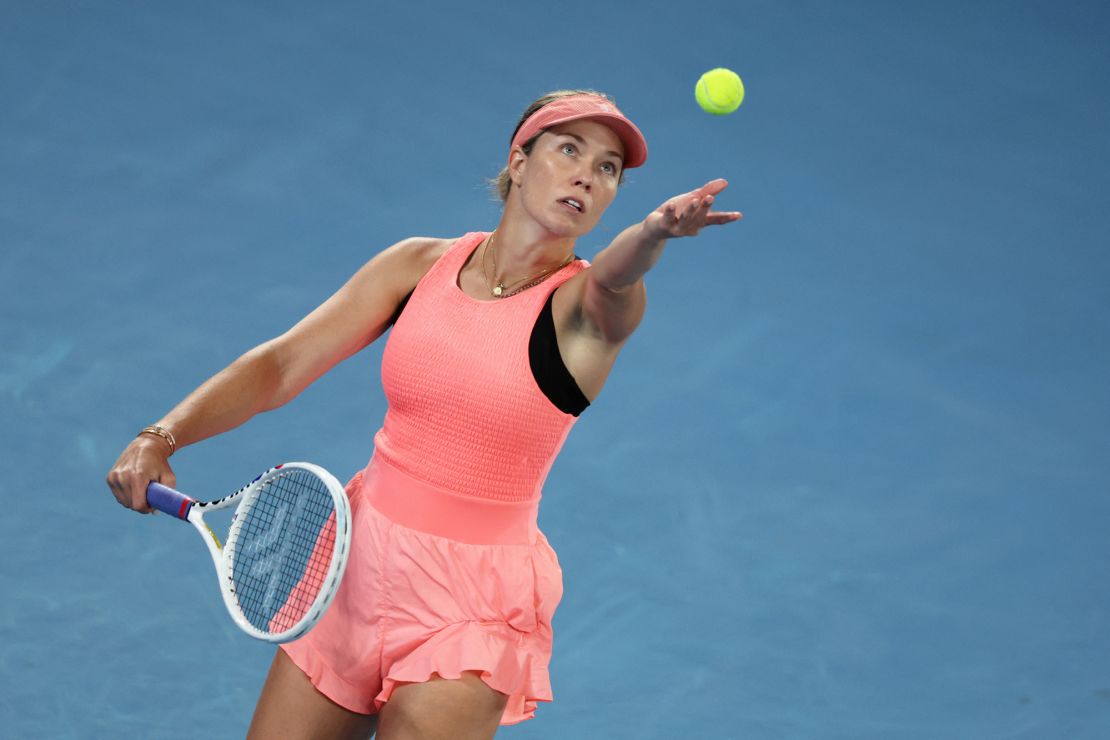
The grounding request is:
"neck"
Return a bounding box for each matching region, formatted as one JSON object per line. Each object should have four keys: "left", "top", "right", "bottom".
{"left": 489, "top": 211, "right": 576, "bottom": 285}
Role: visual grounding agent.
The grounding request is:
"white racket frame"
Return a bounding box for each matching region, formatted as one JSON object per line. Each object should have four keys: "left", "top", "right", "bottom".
{"left": 182, "top": 462, "right": 352, "bottom": 643}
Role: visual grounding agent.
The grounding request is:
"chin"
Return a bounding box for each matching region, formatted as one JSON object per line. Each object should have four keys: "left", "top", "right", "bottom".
{"left": 548, "top": 214, "right": 599, "bottom": 239}
{"left": 523, "top": 200, "right": 599, "bottom": 238}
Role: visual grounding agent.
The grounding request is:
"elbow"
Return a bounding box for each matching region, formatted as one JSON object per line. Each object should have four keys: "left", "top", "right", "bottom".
{"left": 244, "top": 341, "right": 295, "bottom": 412}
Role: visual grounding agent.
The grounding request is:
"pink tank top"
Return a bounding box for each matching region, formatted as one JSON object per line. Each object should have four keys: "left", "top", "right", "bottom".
{"left": 373, "top": 232, "right": 589, "bottom": 503}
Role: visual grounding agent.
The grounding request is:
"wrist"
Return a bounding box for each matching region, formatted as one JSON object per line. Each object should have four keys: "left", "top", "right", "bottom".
{"left": 137, "top": 425, "right": 176, "bottom": 456}
{"left": 640, "top": 215, "right": 670, "bottom": 243}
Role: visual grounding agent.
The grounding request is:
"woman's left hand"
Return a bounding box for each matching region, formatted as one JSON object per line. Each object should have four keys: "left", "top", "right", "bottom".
{"left": 643, "top": 178, "right": 743, "bottom": 240}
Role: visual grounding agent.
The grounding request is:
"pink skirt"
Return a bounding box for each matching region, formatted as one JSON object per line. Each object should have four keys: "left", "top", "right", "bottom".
{"left": 280, "top": 454, "right": 564, "bottom": 725}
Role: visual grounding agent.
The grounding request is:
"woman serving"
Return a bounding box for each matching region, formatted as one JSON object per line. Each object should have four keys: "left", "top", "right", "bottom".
{"left": 107, "top": 89, "right": 741, "bottom": 739}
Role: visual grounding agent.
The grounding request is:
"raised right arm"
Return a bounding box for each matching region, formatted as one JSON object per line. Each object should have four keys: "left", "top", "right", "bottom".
{"left": 106, "top": 236, "right": 447, "bottom": 513}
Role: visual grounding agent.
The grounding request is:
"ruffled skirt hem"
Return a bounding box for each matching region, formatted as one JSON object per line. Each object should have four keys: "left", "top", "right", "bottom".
{"left": 373, "top": 620, "right": 553, "bottom": 725}
{"left": 281, "top": 641, "right": 377, "bottom": 715}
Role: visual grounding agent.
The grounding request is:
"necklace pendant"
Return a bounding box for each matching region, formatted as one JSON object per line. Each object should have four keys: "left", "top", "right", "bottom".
{"left": 492, "top": 284, "right": 504, "bottom": 297}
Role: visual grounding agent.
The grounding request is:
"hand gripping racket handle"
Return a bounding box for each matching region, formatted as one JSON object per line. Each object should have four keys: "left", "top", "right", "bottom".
{"left": 146, "top": 482, "right": 195, "bottom": 520}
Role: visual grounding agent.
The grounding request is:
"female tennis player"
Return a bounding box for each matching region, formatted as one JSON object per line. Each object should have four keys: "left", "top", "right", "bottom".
{"left": 107, "top": 89, "right": 741, "bottom": 739}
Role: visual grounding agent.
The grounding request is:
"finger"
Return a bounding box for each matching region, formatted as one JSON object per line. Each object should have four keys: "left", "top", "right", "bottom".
{"left": 705, "top": 211, "right": 743, "bottom": 225}
{"left": 690, "top": 195, "right": 714, "bottom": 222}
{"left": 698, "top": 178, "right": 729, "bottom": 197}
{"left": 106, "top": 473, "right": 128, "bottom": 507}
{"left": 113, "top": 473, "right": 137, "bottom": 510}
{"left": 132, "top": 487, "right": 153, "bottom": 514}
{"left": 681, "top": 195, "right": 705, "bottom": 220}
{"left": 128, "top": 474, "right": 155, "bottom": 514}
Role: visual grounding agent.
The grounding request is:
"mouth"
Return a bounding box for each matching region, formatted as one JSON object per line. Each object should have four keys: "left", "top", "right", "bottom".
{"left": 558, "top": 197, "right": 585, "bottom": 214}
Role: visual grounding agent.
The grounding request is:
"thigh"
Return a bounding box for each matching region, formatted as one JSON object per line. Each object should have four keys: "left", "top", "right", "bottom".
{"left": 376, "top": 672, "right": 508, "bottom": 740}
{"left": 247, "top": 649, "right": 379, "bottom": 740}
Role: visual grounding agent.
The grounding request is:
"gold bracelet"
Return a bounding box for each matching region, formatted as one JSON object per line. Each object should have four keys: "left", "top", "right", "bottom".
{"left": 139, "top": 425, "right": 177, "bottom": 455}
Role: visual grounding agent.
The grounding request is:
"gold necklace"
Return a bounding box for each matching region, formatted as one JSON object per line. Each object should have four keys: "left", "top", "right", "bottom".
{"left": 483, "top": 231, "right": 574, "bottom": 298}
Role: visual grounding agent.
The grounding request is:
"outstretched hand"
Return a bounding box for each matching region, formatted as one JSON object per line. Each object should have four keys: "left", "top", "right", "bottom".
{"left": 644, "top": 178, "right": 742, "bottom": 240}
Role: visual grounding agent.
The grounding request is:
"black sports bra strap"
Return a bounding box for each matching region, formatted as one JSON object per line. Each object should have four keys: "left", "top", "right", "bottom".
{"left": 389, "top": 288, "right": 589, "bottom": 416}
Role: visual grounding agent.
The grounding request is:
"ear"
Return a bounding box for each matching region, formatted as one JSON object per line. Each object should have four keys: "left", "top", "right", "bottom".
{"left": 507, "top": 145, "right": 528, "bottom": 188}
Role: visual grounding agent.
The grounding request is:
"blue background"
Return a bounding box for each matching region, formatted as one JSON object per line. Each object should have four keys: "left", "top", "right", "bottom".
{"left": 2, "top": 1, "right": 1109, "bottom": 737}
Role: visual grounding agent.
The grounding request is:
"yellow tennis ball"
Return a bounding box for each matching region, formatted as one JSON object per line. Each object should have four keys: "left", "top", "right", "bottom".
{"left": 696, "top": 68, "right": 745, "bottom": 115}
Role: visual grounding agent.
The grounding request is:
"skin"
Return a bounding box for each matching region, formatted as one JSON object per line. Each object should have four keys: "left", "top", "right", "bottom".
{"left": 106, "top": 115, "right": 741, "bottom": 738}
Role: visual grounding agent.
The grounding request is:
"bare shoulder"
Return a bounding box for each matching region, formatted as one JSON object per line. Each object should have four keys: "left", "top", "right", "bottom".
{"left": 266, "top": 235, "right": 465, "bottom": 393}
{"left": 391, "top": 235, "right": 456, "bottom": 261}
{"left": 377, "top": 235, "right": 458, "bottom": 290}
{"left": 379, "top": 236, "right": 452, "bottom": 274}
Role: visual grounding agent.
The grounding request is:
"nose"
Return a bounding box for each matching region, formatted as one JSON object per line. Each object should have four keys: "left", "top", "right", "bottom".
{"left": 574, "top": 168, "right": 593, "bottom": 191}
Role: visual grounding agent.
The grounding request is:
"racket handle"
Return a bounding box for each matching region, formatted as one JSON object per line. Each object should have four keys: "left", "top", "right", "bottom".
{"left": 146, "top": 482, "right": 195, "bottom": 520}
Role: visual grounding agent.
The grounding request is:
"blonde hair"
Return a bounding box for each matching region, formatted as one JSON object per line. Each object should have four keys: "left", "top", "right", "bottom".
{"left": 489, "top": 89, "right": 627, "bottom": 202}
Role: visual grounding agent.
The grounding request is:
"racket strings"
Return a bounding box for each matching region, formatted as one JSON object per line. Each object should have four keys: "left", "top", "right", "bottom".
{"left": 227, "top": 470, "right": 338, "bottom": 635}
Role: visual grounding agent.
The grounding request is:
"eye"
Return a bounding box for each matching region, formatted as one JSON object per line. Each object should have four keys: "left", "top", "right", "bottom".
{"left": 600, "top": 162, "right": 617, "bottom": 176}
{"left": 561, "top": 142, "right": 577, "bottom": 155}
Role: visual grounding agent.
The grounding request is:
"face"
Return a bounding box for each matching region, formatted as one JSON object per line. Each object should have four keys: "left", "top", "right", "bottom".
{"left": 508, "top": 119, "right": 625, "bottom": 237}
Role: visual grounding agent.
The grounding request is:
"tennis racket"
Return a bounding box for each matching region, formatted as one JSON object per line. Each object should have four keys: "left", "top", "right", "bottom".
{"left": 146, "top": 462, "right": 352, "bottom": 643}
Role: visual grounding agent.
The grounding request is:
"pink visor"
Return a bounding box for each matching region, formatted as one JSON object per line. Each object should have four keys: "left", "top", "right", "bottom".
{"left": 511, "top": 94, "right": 648, "bottom": 169}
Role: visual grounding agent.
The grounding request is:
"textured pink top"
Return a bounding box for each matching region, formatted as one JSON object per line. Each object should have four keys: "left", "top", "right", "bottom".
{"left": 373, "top": 232, "right": 589, "bottom": 503}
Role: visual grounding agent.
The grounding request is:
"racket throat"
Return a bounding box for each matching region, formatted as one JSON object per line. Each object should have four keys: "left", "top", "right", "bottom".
{"left": 204, "top": 523, "right": 223, "bottom": 549}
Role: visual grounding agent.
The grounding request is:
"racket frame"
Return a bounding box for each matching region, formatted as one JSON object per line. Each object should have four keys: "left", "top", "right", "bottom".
{"left": 148, "top": 462, "right": 352, "bottom": 643}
